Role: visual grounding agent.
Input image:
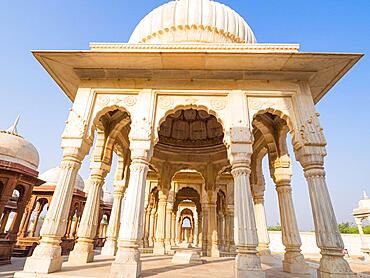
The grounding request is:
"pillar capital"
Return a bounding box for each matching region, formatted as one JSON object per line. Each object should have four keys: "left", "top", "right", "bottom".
{"left": 253, "top": 195, "right": 264, "bottom": 205}
{"left": 129, "top": 138, "right": 153, "bottom": 165}
{"left": 294, "top": 145, "right": 326, "bottom": 170}
{"left": 272, "top": 155, "right": 292, "bottom": 186}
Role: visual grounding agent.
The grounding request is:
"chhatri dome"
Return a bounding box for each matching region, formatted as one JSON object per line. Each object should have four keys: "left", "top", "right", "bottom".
{"left": 129, "top": 0, "right": 256, "bottom": 44}
{"left": 0, "top": 116, "right": 39, "bottom": 171}
{"left": 39, "top": 167, "right": 85, "bottom": 191}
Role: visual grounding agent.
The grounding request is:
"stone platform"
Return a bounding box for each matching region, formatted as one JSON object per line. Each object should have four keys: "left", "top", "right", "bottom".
{"left": 2, "top": 253, "right": 370, "bottom": 278}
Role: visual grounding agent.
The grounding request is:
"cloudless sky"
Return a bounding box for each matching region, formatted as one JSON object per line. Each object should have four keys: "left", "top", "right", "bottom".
{"left": 0, "top": 0, "right": 369, "bottom": 231}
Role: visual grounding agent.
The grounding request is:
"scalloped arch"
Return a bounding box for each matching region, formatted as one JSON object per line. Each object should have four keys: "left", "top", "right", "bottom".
{"left": 155, "top": 104, "right": 226, "bottom": 145}
{"left": 87, "top": 104, "right": 132, "bottom": 142}
{"left": 251, "top": 107, "right": 298, "bottom": 148}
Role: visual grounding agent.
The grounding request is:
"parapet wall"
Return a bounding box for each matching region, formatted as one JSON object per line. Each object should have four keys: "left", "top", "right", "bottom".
{"left": 269, "top": 231, "right": 369, "bottom": 256}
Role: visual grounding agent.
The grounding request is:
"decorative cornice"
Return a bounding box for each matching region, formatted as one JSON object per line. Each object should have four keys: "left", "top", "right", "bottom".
{"left": 89, "top": 43, "right": 300, "bottom": 53}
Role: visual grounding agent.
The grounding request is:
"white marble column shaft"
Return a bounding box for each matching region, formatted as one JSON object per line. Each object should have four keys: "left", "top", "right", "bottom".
{"left": 101, "top": 188, "right": 125, "bottom": 256}
{"left": 301, "top": 154, "right": 355, "bottom": 277}
{"left": 231, "top": 164, "right": 264, "bottom": 278}
{"left": 21, "top": 151, "right": 85, "bottom": 274}
{"left": 253, "top": 196, "right": 271, "bottom": 255}
{"left": 153, "top": 191, "right": 167, "bottom": 255}
{"left": 110, "top": 154, "right": 150, "bottom": 278}
{"left": 164, "top": 205, "right": 172, "bottom": 252}
{"left": 170, "top": 212, "right": 176, "bottom": 246}
{"left": 69, "top": 168, "right": 106, "bottom": 264}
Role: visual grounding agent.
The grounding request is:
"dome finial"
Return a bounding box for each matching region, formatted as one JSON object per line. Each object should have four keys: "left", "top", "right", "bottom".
{"left": 6, "top": 115, "right": 20, "bottom": 135}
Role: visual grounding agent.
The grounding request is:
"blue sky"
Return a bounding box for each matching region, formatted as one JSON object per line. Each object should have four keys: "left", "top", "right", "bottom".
{"left": 0, "top": 0, "right": 369, "bottom": 231}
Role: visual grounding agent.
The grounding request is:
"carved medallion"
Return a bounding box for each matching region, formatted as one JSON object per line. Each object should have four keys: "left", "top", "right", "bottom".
{"left": 211, "top": 99, "right": 226, "bottom": 110}
{"left": 123, "top": 96, "right": 137, "bottom": 106}
{"left": 158, "top": 96, "right": 174, "bottom": 109}
{"left": 97, "top": 95, "right": 110, "bottom": 106}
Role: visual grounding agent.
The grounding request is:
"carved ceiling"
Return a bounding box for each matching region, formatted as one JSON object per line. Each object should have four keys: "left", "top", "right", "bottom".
{"left": 158, "top": 109, "right": 224, "bottom": 148}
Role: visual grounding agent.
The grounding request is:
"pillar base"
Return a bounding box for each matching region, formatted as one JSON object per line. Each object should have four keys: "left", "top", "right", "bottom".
{"left": 164, "top": 240, "right": 172, "bottom": 253}
{"left": 317, "top": 254, "right": 356, "bottom": 278}
{"left": 68, "top": 239, "right": 94, "bottom": 264}
{"left": 235, "top": 253, "right": 265, "bottom": 278}
{"left": 257, "top": 247, "right": 271, "bottom": 256}
{"left": 153, "top": 241, "right": 166, "bottom": 255}
{"left": 110, "top": 248, "right": 141, "bottom": 278}
{"left": 101, "top": 239, "right": 117, "bottom": 256}
{"left": 20, "top": 239, "right": 63, "bottom": 274}
{"left": 283, "top": 251, "right": 309, "bottom": 274}
{"left": 211, "top": 246, "right": 220, "bottom": 257}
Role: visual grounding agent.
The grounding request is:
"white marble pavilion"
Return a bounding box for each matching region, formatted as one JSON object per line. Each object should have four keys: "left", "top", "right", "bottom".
{"left": 14, "top": 0, "right": 362, "bottom": 277}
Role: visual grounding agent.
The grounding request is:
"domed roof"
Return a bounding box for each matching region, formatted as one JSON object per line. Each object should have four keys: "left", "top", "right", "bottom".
{"left": 129, "top": 0, "right": 256, "bottom": 44}
{"left": 39, "top": 167, "right": 85, "bottom": 191}
{"left": 0, "top": 117, "right": 39, "bottom": 171}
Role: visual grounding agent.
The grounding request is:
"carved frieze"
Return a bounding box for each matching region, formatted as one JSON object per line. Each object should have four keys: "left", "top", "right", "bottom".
{"left": 249, "top": 97, "right": 291, "bottom": 111}
{"left": 299, "top": 113, "right": 326, "bottom": 146}
{"left": 62, "top": 108, "right": 87, "bottom": 138}
{"left": 96, "top": 94, "right": 137, "bottom": 107}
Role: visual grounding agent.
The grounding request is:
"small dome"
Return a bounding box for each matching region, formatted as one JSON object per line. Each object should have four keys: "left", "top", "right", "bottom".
{"left": 103, "top": 190, "right": 113, "bottom": 205}
{"left": 358, "top": 191, "right": 370, "bottom": 209}
{"left": 39, "top": 167, "right": 85, "bottom": 191}
{"left": 0, "top": 117, "right": 39, "bottom": 171}
{"left": 129, "top": 0, "right": 256, "bottom": 44}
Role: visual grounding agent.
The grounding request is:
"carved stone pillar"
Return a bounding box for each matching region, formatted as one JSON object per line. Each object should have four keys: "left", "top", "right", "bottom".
{"left": 28, "top": 202, "right": 43, "bottom": 237}
{"left": 69, "top": 166, "right": 107, "bottom": 264}
{"left": 148, "top": 208, "right": 156, "bottom": 247}
{"left": 164, "top": 203, "right": 172, "bottom": 252}
{"left": 101, "top": 185, "right": 125, "bottom": 256}
{"left": 273, "top": 157, "right": 308, "bottom": 273}
{"left": 229, "top": 133, "right": 264, "bottom": 278}
{"left": 253, "top": 195, "right": 271, "bottom": 255}
{"left": 8, "top": 190, "right": 33, "bottom": 241}
{"left": 202, "top": 205, "right": 209, "bottom": 254}
{"left": 69, "top": 219, "right": 77, "bottom": 238}
{"left": 170, "top": 212, "right": 176, "bottom": 246}
{"left": 0, "top": 177, "right": 17, "bottom": 216}
{"left": 21, "top": 144, "right": 88, "bottom": 274}
{"left": 218, "top": 212, "right": 225, "bottom": 251}
{"left": 153, "top": 191, "right": 167, "bottom": 255}
{"left": 110, "top": 140, "right": 152, "bottom": 278}
{"left": 225, "top": 208, "right": 235, "bottom": 252}
{"left": 0, "top": 209, "right": 11, "bottom": 233}
{"left": 18, "top": 199, "right": 34, "bottom": 238}
{"left": 143, "top": 207, "right": 151, "bottom": 247}
{"left": 208, "top": 198, "right": 219, "bottom": 257}
{"left": 194, "top": 215, "right": 199, "bottom": 246}
{"left": 297, "top": 149, "right": 355, "bottom": 277}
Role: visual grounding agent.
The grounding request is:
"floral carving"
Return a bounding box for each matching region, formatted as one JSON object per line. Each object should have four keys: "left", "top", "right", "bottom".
{"left": 249, "top": 98, "right": 291, "bottom": 111}
{"left": 184, "top": 98, "right": 199, "bottom": 105}
{"left": 158, "top": 96, "right": 174, "bottom": 109}
{"left": 211, "top": 99, "right": 226, "bottom": 110}
{"left": 97, "top": 95, "right": 110, "bottom": 106}
{"left": 299, "top": 113, "right": 326, "bottom": 146}
{"left": 231, "top": 168, "right": 250, "bottom": 177}
{"left": 62, "top": 108, "right": 86, "bottom": 138}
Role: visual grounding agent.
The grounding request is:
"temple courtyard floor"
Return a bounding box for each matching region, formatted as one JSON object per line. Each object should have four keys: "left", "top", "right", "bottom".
{"left": 1, "top": 251, "right": 369, "bottom": 278}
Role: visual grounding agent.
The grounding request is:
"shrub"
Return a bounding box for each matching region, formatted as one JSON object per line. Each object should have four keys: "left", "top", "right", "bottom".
{"left": 337, "top": 222, "right": 370, "bottom": 234}
{"left": 268, "top": 223, "right": 282, "bottom": 231}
